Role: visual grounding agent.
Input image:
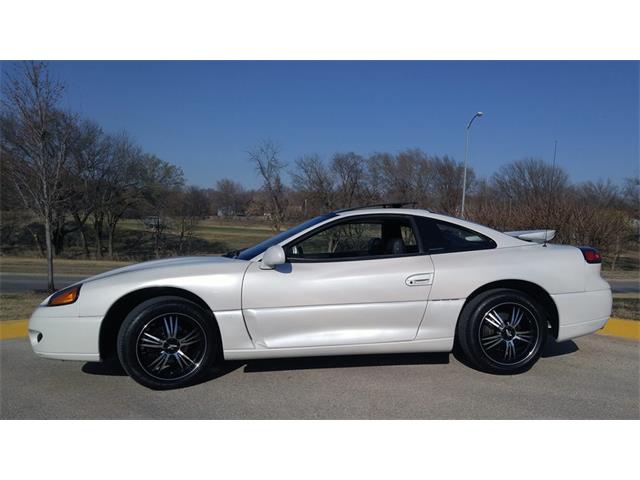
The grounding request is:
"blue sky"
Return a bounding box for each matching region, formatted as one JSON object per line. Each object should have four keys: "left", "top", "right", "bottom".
{"left": 26, "top": 61, "right": 640, "bottom": 188}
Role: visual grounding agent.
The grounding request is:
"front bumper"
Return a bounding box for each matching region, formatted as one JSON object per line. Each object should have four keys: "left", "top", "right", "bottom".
{"left": 553, "top": 288, "right": 612, "bottom": 342}
{"left": 28, "top": 304, "right": 102, "bottom": 362}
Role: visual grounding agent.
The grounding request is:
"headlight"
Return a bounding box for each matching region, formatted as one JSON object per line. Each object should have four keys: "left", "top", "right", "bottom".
{"left": 48, "top": 285, "right": 82, "bottom": 306}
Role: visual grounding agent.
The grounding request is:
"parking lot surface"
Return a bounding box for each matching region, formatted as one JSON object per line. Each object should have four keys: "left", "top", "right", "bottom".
{"left": 1, "top": 333, "right": 638, "bottom": 419}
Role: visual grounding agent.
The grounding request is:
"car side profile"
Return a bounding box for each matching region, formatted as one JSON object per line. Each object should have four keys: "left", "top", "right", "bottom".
{"left": 28, "top": 205, "right": 613, "bottom": 389}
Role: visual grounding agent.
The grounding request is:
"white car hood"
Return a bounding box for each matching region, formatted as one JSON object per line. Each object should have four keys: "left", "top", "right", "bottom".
{"left": 80, "top": 256, "right": 244, "bottom": 285}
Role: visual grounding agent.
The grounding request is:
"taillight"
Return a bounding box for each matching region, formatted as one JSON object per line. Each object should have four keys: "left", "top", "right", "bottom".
{"left": 579, "top": 247, "right": 602, "bottom": 264}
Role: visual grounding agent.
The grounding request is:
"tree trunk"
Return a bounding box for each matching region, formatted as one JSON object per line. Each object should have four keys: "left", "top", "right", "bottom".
{"left": 52, "top": 225, "right": 65, "bottom": 255}
{"left": 44, "top": 209, "right": 55, "bottom": 292}
{"left": 74, "top": 213, "right": 90, "bottom": 259}
{"left": 108, "top": 223, "right": 116, "bottom": 260}
{"left": 26, "top": 226, "right": 45, "bottom": 258}
{"left": 178, "top": 219, "right": 186, "bottom": 254}
{"left": 154, "top": 223, "right": 161, "bottom": 259}
{"left": 79, "top": 226, "right": 89, "bottom": 258}
{"left": 611, "top": 234, "right": 620, "bottom": 271}
{"left": 94, "top": 216, "right": 103, "bottom": 258}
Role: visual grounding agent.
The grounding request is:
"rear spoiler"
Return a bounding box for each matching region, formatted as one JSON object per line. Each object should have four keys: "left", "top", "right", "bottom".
{"left": 504, "top": 229, "right": 556, "bottom": 243}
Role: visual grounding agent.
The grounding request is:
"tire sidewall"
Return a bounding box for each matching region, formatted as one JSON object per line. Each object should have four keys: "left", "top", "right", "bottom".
{"left": 117, "top": 296, "right": 218, "bottom": 390}
{"left": 458, "top": 289, "right": 548, "bottom": 374}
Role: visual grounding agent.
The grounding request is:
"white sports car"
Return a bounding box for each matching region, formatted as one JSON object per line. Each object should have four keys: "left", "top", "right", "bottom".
{"left": 28, "top": 205, "right": 612, "bottom": 389}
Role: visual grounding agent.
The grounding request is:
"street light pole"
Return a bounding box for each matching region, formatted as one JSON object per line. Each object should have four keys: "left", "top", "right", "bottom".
{"left": 461, "top": 111, "right": 484, "bottom": 218}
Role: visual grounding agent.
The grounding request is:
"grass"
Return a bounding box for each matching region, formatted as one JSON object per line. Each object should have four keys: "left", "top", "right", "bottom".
{"left": 119, "top": 217, "right": 276, "bottom": 251}
{"left": 601, "top": 249, "right": 640, "bottom": 280}
{"left": 601, "top": 270, "right": 640, "bottom": 281}
{"left": 0, "top": 292, "right": 46, "bottom": 321}
{"left": 0, "top": 256, "right": 131, "bottom": 276}
{"left": 612, "top": 295, "right": 640, "bottom": 320}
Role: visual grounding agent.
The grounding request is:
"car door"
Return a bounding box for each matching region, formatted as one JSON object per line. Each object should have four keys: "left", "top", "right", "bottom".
{"left": 241, "top": 214, "right": 434, "bottom": 348}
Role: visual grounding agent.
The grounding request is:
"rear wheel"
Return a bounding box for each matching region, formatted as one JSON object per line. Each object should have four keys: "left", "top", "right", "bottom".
{"left": 117, "top": 296, "right": 219, "bottom": 389}
{"left": 456, "top": 289, "right": 547, "bottom": 374}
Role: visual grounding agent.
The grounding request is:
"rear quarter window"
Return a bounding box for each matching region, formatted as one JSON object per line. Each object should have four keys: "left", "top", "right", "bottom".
{"left": 417, "top": 217, "right": 496, "bottom": 254}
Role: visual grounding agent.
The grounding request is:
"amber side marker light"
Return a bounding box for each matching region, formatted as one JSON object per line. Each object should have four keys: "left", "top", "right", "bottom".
{"left": 48, "top": 285, "right": 82, "bottom": 306}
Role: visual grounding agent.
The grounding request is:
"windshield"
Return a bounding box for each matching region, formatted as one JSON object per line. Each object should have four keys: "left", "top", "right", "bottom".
{"left": 232, "top": 213, "right": 336, "bottom": 260}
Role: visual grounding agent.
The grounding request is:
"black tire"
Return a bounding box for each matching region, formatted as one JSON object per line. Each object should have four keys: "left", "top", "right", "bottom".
{"left": 456, "top": 288, "right": 548, "bottom": 374}
{"left": 116, "top": 296, "right": 219, "bottom": 389}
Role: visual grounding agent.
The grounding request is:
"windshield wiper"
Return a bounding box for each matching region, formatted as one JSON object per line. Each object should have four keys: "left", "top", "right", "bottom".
{"left": 222, "top": 249, "right": 242, "bottom": 259}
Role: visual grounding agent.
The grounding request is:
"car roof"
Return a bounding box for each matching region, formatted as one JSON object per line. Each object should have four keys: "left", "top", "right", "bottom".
{"left": 334, "top": 207, "right": 526, "bottom": 248}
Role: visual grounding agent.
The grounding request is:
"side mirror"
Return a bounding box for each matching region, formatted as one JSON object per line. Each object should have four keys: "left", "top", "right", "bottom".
{"left": 260, "top": 245, "right": 286, "bottom": 269}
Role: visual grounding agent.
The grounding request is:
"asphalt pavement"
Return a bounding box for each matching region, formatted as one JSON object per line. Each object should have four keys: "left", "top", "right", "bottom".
{"left": 1, "top": 272, "right": 638, "bottom": 294}
{"left": 1, "top": 333, "right": 638, "bottom": 419}
{"left": 0, "top": 273, "right": 86, "bottom": 294}
{"left": 609, "top": 279, "right": 640, "bottom": 293}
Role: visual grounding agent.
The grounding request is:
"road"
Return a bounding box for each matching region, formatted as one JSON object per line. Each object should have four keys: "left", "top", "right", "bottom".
{"left": 1, "top": 272, "right": 638, "bottom": 294}
{"left": 1, "top": 334, "right": 637, "bottom": 419}
{"left": 0, "top": 273, "right": 86, "bottom": 294}
{"left": 609, "top": 279, "right": 640, "bottom": 293}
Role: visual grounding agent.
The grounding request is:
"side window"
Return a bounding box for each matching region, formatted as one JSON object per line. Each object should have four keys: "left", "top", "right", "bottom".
{"left": 417, "top": 217, "right": 496, "bottom": 253}
{"left": 286, "top": 216, "right": 420, "bottom": 261}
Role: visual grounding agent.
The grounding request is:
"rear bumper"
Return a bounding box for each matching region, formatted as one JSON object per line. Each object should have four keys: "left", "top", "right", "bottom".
{"left": 553, "top": 289, "right": 612, "bottom": 342}
{"left": 28, "top": 305, "right": 102, "bottom": 362}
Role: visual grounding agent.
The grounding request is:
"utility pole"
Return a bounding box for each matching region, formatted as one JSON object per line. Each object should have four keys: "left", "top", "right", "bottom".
{"left": 461, "top": 111, "right": 484, "bottom": 217}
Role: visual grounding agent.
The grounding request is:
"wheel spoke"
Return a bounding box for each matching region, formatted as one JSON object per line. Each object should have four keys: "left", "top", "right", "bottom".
{"left": 514, "top": 333, "right": 534, "bottom": 344}
{"left": 164, "top": 316, "right": 179, "bottom": 338}
{"left": 141, "top": 332, "right": 164, "bottom": 347}
{"left": 504, "top": 340, "right": 516, "bottom": 360}
{"left": 172, "top": 316, "right": 179, "bottom": 337}
{"left": 179, "top": 329, "right": 201, "bottom": 346}
{"left": 174, "top": 352, "right": 186, "bottom": 370}
{"left": 485, "top": 310, "right": 506, "bottom": 330}
{"left": 482, "top": 335, "right": 503, "bottom": 350}
{"left": 510, "top": 306, "right": 523, "bottom": 328}
{"left": 177, "top": 350, "right": 196, "bottom": 366}
{"left": 148, "top": 352, "right": 169, "bottom": 371}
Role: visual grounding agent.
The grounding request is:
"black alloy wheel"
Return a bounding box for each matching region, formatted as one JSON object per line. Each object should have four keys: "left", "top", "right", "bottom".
{"left": 456, "top": 288, "right": 547, "bottom": 374}
{"left": 117, "top": 296, "right": 219, "bottom": 389}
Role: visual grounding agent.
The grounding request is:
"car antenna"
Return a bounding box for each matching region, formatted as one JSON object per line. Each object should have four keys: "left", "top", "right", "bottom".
{"left": 543, "top": 140, "right": 558, "bottom": 247}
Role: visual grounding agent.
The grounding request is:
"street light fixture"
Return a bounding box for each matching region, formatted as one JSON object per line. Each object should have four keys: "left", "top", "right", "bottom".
{"left": 460, "top": 111, "right": 484, "bottom": 217}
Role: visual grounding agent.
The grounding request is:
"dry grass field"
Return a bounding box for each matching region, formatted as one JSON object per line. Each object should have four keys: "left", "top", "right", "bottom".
{"left": 0, "top": 292, "right": 45, "bottom": 321}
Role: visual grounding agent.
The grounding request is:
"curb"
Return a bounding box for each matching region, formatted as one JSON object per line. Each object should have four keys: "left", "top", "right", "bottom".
{"left": 597, "top": 318, "right": 640, "bottom": 341}
{"left": 2, "top": 317, "right": 639, "bottom": 342}
{"left": 0, "top": 320, "right": 29, "bottom": 341}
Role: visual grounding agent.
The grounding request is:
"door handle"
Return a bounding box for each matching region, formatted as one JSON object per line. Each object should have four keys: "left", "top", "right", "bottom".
{"left": 405, "top": 273, "right": 433, "bottom": 286}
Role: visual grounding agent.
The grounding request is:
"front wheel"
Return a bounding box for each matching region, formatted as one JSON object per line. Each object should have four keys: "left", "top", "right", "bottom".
{"left": 117, "top": 296, "right": 219, "bottom": 389}
{"left": 456, "top": 289, "right": 547, "bottom": 374}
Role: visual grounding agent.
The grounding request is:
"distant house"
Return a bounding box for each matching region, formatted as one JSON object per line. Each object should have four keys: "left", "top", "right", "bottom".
{"left": 217, "top": 206, "right": 236, "bottom": 217}
{"left": 142, "top": 216, "right": 166, "bottom": 229}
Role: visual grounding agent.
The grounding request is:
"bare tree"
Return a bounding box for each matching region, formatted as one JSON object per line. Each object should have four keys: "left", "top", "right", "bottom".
{"left": 213, "top": 178, "right": 245, "bottom": 216}
{"left": 290, "top": 154, "right": 334, "bottom": 214}
{"left": 331, "top": 152, "right": 370, "bottom": 208}
{"left": 247, "top": 139, "right": 287, "bottom": 230}
{"left": 432, "top": 155, "right": 471, "bottom": 215}
{"left": 491, "top": 157, "right": 568, "bottom": 229}
{"left": 66, "top": 119, "right": 112, "bottom": 258}
{"left": 0, "top": 62, "right": 75, "bottom": 291}
{"left": 137, "top": 153, "right": 184, "bottom": 258}
{"left": 170, "top": 186, "right": 210, "bottom": 253}
{"left": 621, "top": 176, "right": 640, "bottom": 218}
{"left": 368, "top": 149, "right": 433, "bottom": 207}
